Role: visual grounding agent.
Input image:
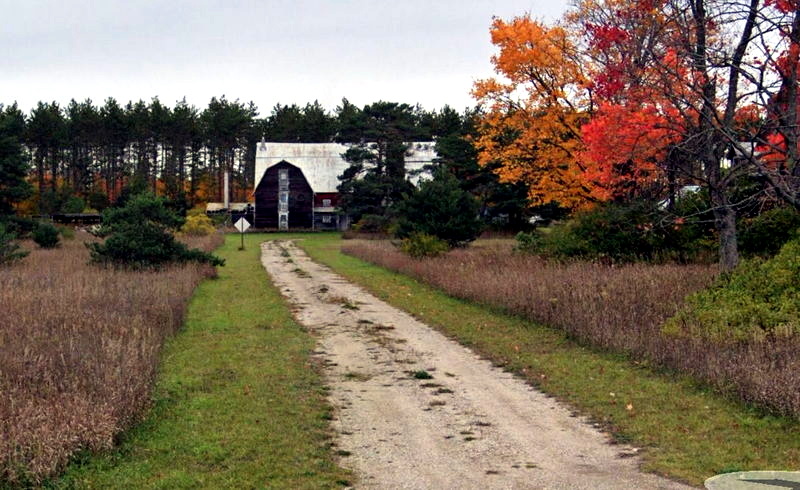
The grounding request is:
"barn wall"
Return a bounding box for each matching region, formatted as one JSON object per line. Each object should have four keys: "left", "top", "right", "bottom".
{"left": 254, "top": 161, "right": 313, "bottom": 229}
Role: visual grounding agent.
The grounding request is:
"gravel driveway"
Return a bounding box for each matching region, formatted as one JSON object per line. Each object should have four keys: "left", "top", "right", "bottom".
{"left": 260, "top": 240, "right": 691, "bottom": 490}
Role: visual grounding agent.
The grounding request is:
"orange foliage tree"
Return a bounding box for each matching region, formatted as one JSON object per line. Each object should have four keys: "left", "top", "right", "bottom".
{"left": 476, "top": 0, "right": 797, "bottom": 271}
{"left": 472, "top": 17, "right": 595, "bottom": 209}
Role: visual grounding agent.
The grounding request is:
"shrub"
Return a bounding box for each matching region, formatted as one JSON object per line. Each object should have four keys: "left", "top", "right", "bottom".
{"left": 516, "top": 201, "right": 710, "bottom": 263}
{"left": 664, "top": 236, "right": 800, "bottom": 343}
{"left": 61, "top": 196, "right": 86, "bottom": 214}
{"left": 1, "top": 216, "right": 37, "bottom": 237}
{"left": 187, "top": 205, "right": 207, "bottom": 217}
{"left": 32, "top": 222, "right": 60, "bottom": 248}
{"left": 86, "top": 189, "right": 109, "bottom": 212}
{"left": 57, "top": 225, "right": 75, "bottom": 240}
{"left": 89, "top": 193, "right": 223, "bottom": 268}
{"left": 352, "top": 214, "right": 391, "bottom": 234}
{"left": 90, "top": 222, "right": 223, "bottom": 268}
{"left": 99, "top": 193, "right": 185, "bottom": 236}
{"left": 394, "top": 170, "right": 483, "bottom": 247}
{"left": 739, "top": 207, "right": 800, "bottom": 257}
{"left": 0, "top": 223, "right": 27, "bottom": 265}
{"left": 180, "top": 214, "right": 215, "bottom": 236}
{"left": 399, "top": 232, "right": 449, "bottom": 258}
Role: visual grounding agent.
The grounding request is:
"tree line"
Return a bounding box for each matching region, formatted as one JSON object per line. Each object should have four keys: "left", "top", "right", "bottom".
{"left": 0, "top": 97, "right": 531, "bottom": 226}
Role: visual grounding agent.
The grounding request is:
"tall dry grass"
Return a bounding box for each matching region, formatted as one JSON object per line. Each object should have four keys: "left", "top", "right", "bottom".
{"left": 0, "top": 231, "right": 223, "bottom": 484}
{"left": 343, "top": 240, "right": 800, "bottom": 418}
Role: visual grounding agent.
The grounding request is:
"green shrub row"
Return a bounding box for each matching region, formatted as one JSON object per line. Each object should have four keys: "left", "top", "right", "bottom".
{"left": 664, "top": 236, "right": 800, "bottom": 342}
{"left": 515, "top": 200, "right": 800, "bottom": 264}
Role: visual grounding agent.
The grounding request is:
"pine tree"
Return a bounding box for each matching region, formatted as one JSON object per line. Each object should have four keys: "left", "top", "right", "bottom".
{"left": 0, "top": 104, "right": 33, "bottom": 216}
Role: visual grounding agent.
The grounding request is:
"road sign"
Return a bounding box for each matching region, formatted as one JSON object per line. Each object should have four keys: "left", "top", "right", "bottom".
{"left": 234, "top": 217, "right": 250, "bottom": 233}
{"left": 235, "top": 217, "right": 250, "bottom": 250}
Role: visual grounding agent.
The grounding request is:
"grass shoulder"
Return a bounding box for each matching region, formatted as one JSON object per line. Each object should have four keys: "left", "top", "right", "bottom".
{"left": 297, "top": 233, "right": 800, "bottom": 487}
{"left": 55, "top": 233, "right": 350, "bottom": 489}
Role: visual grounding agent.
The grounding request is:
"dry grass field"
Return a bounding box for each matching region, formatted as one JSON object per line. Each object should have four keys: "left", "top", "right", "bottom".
{"left": 0, "top": 231, "right": 222, "bottom": 484}
{"left": 342, "top": 240, "right": 800, "bottom": 418}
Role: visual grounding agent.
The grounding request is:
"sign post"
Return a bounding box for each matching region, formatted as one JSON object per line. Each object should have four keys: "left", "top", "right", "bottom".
{"left": 234, "top": 217, "right": 250, "bottom": 250}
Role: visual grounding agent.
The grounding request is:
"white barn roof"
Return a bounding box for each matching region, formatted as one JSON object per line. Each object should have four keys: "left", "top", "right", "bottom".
{"left": 254, "top": 142, "right": 437, "bottom": 193}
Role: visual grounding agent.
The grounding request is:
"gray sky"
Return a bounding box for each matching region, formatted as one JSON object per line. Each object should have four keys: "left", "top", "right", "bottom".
{"left": 1, "top": 0, "right": 570, "bottom": 115}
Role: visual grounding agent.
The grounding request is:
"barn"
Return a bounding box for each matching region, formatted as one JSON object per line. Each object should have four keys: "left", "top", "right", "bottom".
{"left": 253, "top": 141, "right": 437, "bottom": 230}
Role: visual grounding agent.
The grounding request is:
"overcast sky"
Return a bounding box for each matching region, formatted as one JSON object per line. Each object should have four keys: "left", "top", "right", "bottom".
{"left": 2, "top": 0, "right": 570, "bottom": 115}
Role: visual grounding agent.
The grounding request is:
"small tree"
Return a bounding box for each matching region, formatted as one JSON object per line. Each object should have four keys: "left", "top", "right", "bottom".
{"left": 394, "top": 170, "right": 483, "bottom": 247}
{"left": 32, "top": 222, "right": 60, "bottom": 248}
{"left": 89, "top": 193, "right": 223, "bottom": 268}
{"left": 0, "top": 223, "right": 28, "bottom": 265}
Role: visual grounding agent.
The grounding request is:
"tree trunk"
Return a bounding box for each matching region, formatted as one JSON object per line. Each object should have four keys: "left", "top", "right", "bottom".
{"left": 713, "top": 199, "right": 739, "bottom": 272}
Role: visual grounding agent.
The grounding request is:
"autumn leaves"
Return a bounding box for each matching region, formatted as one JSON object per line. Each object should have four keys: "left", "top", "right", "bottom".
{"left": 472, "top": 1, "right": 800, "bottom": 211}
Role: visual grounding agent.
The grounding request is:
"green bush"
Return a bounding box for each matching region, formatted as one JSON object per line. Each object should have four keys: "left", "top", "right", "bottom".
{"left": 0, "top": 223, "right": 28, "bottom": 265}
{"left": 394, "top": 170, "right": 483, "bottom": 247}
{"left": 739, "top": 207, "right": 800, "bottom": 257}
{"left": 515, "top": 201, "right": 710, "bottom": 263}
{"left": 352, "top": 214, "right": 391, "bottom": 233}
{"left": 89, "top": 193, "right": 223, "bottom": 268}
{"left": 2, "top": 215, "right": 37, "bottom": 237}
{"left": 57, "top": 225, "right": 75, "bottom": 240}
{"left": 89, "top": 221, "right": 223, "bottom": 268}
{"left": 62, "top": 195, "right": 86, "bottom": 214}
{"left": 32, "top": 222, "right": 60, "bottom": 248}
{"left": 399, "top": 232, "right": 450, "bottom": 259}
{"left": 180, "top": 214, "right": 216, "bottom": 236}
{"left": 664, "top": 236, "right": 800, "bottom": 342}
{"left": 87, "top": 189, "right": 109, "bottom": 212}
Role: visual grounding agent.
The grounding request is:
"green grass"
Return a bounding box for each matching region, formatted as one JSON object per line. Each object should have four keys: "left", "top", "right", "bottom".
{"left": 296, "top": 233, "right": 800, "bottom": 487}
{"left": 55, "top": 233, "right": 350, "bottom": 489}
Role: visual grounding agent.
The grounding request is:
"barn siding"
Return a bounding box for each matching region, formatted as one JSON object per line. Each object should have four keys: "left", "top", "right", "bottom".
{"left": 254, "top": 161, "right": 313, "bottom": 229}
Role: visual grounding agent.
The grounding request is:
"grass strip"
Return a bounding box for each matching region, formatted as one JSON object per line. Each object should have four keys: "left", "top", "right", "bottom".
{"left": 297, "top": 233, "right": 800, "bottom": 487}
{"left": 55, "top": 233, "right": 350, "bottom": 489}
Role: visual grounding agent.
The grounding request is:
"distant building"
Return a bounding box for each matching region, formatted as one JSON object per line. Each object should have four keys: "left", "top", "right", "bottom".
{"left": 253, "top": 141, "right": 436, "bottom": 230}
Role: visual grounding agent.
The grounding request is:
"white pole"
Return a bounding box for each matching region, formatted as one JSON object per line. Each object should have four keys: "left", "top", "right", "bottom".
{"left": 224, "top": 170, "right": 230, "bottom": 209}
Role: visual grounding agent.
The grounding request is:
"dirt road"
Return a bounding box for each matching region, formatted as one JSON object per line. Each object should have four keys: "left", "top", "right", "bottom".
{"left": 260, "top": 240, "right": 690, "bottom": 489}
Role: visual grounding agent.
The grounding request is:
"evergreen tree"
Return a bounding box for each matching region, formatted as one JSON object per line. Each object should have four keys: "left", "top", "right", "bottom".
{"left": 89, "top": 193, "right": 223, "bottom": 268}
{"left": 394, "top": 169, "right": 483, "bottom": 246}
{"left": 0, "top": 104, "right": 33, "bottom": 216}
{"left": 337, "top": 101, "right": 427, "bottom": 222}
{"left": 433, "top": 108, "right": 531, "bottom": 230}
{"left": 26, "top": 102, "right": 66, "bottom": 197}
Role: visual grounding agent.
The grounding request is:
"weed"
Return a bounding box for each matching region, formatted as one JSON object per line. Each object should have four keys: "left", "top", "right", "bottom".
{"left": 326, "top": 295, "right": 359, "bottom": 310}
{"left": 411, "top": 370, "right": 433, "bottom": 380}
{"left": 420, "top": 382, "right": 442, "bottom": 388}
{"left": 343, "top": 372, "right": 371, "bottom": 382}
{"left": 291, "top": 267, "right": 310, "bottom": 278}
